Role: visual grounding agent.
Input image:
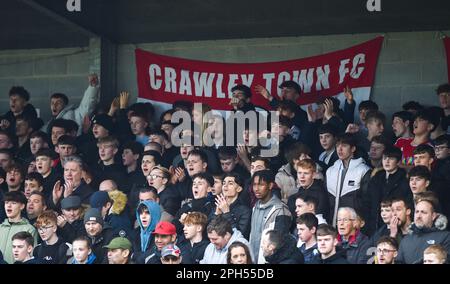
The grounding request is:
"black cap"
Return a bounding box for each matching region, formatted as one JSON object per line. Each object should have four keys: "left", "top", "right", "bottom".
{"left": 279, "top": 80, "right": 301, "bottom": 94}
{"left": 92, "top": 114, "right": 114, "bottom": 133}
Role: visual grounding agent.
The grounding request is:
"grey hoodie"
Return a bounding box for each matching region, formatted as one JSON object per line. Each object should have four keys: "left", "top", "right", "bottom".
{"left": 249, "top": 195, "right": 292, "bottom": 263}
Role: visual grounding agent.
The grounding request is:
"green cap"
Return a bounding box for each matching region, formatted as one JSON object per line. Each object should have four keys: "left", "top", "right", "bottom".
{"left": 104, "top": 237, "right": 132, "bottom": 250}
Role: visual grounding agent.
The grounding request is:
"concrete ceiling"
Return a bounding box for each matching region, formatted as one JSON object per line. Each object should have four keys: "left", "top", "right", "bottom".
{"left": 1, "top": 0, "right": 450, "bottom": 50}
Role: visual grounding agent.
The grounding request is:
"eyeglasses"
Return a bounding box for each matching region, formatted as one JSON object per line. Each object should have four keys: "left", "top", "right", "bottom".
{"left": 38, "top": 225, "right": 54, "bottom": 233}
{"left": 147, "top": 174, "right": 164, "bottom": 180}
{"left": 435, "top": 146, "right": 448, "bottom": 151}
{"left": 377, "top": 248, "right": 396, "bottom": 255}
{"left": 337, "top": 218, "right": 355, "bottom": 224}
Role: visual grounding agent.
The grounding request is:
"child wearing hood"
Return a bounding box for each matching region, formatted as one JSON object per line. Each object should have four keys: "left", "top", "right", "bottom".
{"left": 132, "top": 200, "right": 161, "bottom": 264}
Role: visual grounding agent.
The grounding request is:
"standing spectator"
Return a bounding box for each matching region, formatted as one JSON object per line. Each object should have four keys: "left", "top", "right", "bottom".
{"left": 296, "top": 213, "right": 319, "bottom": 263}
{"left": 293, "top": 194, "right": 327, "bottom": 225}
{"left": 14, "top": 115, "right": 34, "bottom": 163}
{"left": 148, "top": 166, "right": 181, "bottom": 218}
{"left": 201, "top": 216, "right": 251, "bottom": 264}
{"left": 178, "top": 212, "right": 209, "bottom": 264}
{"left": 89, "top": 190, "right": 132, "bottom": 237}
{"left": 68, "top": 236, "right": 96, "bottom": 264}
{"left": 0, "top": 149, "right": 14, "bottom": 171}
{"left": 0, "top": 191, "right": 37, "bottom": 263}
{"left": 336, "top": 207, "right": 371, "bottom": 264}
{"left": 105, "top": 237, "right": 133, "bottom": 264}
{"left": 389, "top": 197, "right": 413, "bottom": 243}
{"left": 56, "top": 196, "right": 85, "bottom": 243}
{"left": 214, "top": 173, "right": 251, "bottom": 239}
{"left": 82, "top": 208, "right": 115, "bottom": 264}
{"left": 133, "top": 200, "right": 161, "bottom": 264}
{"left": 173, "top": 172, "right": 214, "bottom": 236}
{"left": 50, "top": 155, "right": 93, "bottom": 208}
{"left": 26, "top": 191, "right": 47, "bottom": 226}
{"left": 392, "top": 111, "right": 413, "bottom": 139}
{"left": 144, "top": 221, "right": 177, "bottom": 264}
{"left": 249, "top": 170, "right": 291, "bottom": 263}
{"left": 129, "top": 111, "right": 150, "bottom": 146}
{"left": 11, "top": 232, "right": 40, "bottom": 264}
{"left": 368, "top": 135, "right": 390, "bottom": 172}
{"left": 326, "top": 133, "right": 371, "bottom": 226}
{"left": 408, "top": 166, "right": 431, "bottom": 199}
{"left": 94, "top": 136, "right": 128, "bottom": 191}
{"left": 374, "top": 236, "right": 398, "bottom": 264}
{"left": 229, "top": 85, "right": 256, "bottom": 113}
{"left": 34, "top": 210, "right": 70, "bottom": 264}
{"left": 29, "top": 131, "right": 49, "bottom": 157}
{"left": 42, "top": 74, "right": 99, "bottom": 134}
{"left": 35, "top": 149, "right": 61, "bottom": 199}
{"left": 1, "top": 86, "right": 37, "bottom": 135}
{"left": 5, "top": 163, "right": 25, "bottom": 193}
{"left": 24, "top": 172, "right": 44, "bottom": 199}
{"left": 260, "top": 229, "right": 304, "bottom": 264}
{"left": 396, "top": 194, "right": 450, "bottom": 264}
{"left": 367, "top": 146, "right": 411, "bottom": 235}
{"left": 287, "top": 159, "right": 329, "bottom": 223}
{"left": 369, "top": 200, "right": 394, "bottom": 246}
{"left": 254, "top": 81, "right": 307, "bottom": 131}
{"left": 122, "top": 141, "right": 145, "bottom": 194}
{"left": 317, "top": 124, "right": 339, "bottom": 172}
{"left": 311, "top": 224, "right": 349, "bottom": 264}
{"left": 395, "top": 109, "right": 436, "bottom": 167}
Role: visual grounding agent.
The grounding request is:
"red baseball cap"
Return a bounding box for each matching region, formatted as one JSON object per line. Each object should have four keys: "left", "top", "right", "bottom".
{"left": 152, "top": 221, "right": 176, "bottom": 235}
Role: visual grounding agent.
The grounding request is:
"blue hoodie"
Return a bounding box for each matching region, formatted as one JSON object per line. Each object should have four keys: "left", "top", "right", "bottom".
{"left": 136, "top": 200, "right": 161, "bottom": 252}
{"left": 70, "top": 253, "right": 96, "bottom": 264}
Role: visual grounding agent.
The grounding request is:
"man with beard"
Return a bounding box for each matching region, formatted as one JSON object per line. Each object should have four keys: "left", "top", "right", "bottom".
{"left": 396, "top": 193, "right": 450, "bottom": 264}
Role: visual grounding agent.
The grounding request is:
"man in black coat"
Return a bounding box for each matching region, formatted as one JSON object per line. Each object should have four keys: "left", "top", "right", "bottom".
{"left": 1, "top": 86, "right": 38, "bottom": 136}
{"left": 366, "top": 146, "right": 412, "bottom": 236}
{"left": 262, "top": 230, "right": 304, "bottom": 264}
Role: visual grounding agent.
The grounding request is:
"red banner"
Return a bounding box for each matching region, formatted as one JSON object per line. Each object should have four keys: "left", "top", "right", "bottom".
{"left": 136, "top": 37, "right": 383, "bottom": 110}
{"left": 444, "top": 37, "right": 450, "bottom": 82}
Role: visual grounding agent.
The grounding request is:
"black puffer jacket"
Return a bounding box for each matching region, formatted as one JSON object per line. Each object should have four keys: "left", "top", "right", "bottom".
{"left": 264, "top": 235, "right": 304, "bottom": 264}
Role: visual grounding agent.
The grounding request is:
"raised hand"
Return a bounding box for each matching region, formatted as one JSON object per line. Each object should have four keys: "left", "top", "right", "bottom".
{"left": 254, "top": 85, "right": 272, "bottom": 101}
{"left": 88, "top": 74, "right": 99, "bottom": 87}
{"left": 345, "top": 123, "right": 360, "bottom": 134}
{"left": 63, "top": 180, "right": 74, "bottom": 198}
{"left": 52, "top": 180, "right": 63, "bottom": 205}
{"left": 0, "top": 119, "right": 10, "bottom": 130}
{"left": 108, "top": 97, "right": 120, "bottom": 116}
{"left": 174, "top": 167, "right": 186, "bottom": 183}
{"left": 82, "top": 115, "right": 92, "bottom": 134}
{"left": 323, "top": 99, "right": 334, "bottom": 121}
{"left": 237, "top": 144, "right": 251, "bottom": 171}
{"left": 307, "top": 105, "right": 317, "bottom": 122}
{"left": 389, "top": 216, "right": 399, "bottom": 238}
{"left": 344, "top": 86, "right": 354, "bottom": 104}
{"left": 57, "top": 215, "right": 67, "bottom": 228}
{"left": 119, "top": 91, "right": 130, "bottom": 109}
{"left": 215, "top": 193, "right": 230, "bottom": 214}
{"left": 229, "top": 97, "right": 240, "bottom": 107}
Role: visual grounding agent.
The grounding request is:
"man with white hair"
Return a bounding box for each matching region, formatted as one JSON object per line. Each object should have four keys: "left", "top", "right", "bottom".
{"left": 336, "top": 207, "right": 371, "bottom": 264}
